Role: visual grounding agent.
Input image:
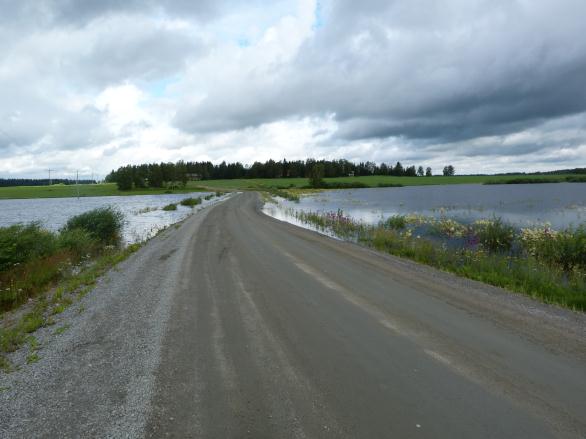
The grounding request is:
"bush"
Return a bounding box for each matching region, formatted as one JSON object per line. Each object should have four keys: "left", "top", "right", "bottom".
{"left": 162, "top": 203, "right": 177, "bottom": 211}
{"left": 384, "top": 215, "right": 407, "bottom": 230}
{"left": 473, "top": 218, "right": 515, "bottom": 252}
{"left": 58, "top": 228, "right": 97, "bottom": 258}
{"left": 62, "top": 207, "right": 124, "bottom": 245}
{"left": 524, "top": 225, "right": 586, "bottom": 272}
{"left": 0, "top": 223, "right": 58, "bottom": 272}
{"left": 180, "top": 197, "right": 202, "bottom": 207}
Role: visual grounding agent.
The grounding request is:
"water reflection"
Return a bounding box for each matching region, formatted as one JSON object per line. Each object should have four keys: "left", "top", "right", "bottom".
{"left": 265, "top": 183, "right": 586, "bottom": 230}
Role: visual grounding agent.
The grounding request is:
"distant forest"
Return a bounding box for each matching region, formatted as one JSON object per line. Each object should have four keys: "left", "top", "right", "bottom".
{"left": 0, "top": 179, "right": 96, "bottom": 187}
{"left": 105, "top": 159, "right": 439, "bottom": 190}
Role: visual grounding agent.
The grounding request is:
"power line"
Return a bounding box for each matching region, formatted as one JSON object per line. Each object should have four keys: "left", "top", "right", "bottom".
{"left": 46, "top": 169, "right": 55, "bottom": 186}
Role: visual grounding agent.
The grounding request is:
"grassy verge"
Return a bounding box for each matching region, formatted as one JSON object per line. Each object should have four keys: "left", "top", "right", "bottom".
{"left": 0, "top": 207, "right": 133, "bottom": 370}
{"left": 290, "top": 210, "right": 586, "bottom": 311}
{"left": 0, "top": 244, "right": 141, "bottom": 371}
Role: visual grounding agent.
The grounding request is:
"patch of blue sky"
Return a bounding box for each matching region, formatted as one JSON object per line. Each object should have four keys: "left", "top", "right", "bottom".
{"left": 237, "top": 37, "right": 251, "bottom": 48}
{"left": 145, "top": 75, "right": 180, "bottom": 98}
{"left": 313, "top": 1, "right": 324, "bottom": 30}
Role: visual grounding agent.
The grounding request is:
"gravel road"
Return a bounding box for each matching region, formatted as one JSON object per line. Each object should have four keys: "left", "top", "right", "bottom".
{"left": 1, "top": 192, "right": 585, "bottom": 438}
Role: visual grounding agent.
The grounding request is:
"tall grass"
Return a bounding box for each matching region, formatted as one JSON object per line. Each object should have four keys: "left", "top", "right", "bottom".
{"left": 0, "top": 207, "right": 124, "bottom": 311}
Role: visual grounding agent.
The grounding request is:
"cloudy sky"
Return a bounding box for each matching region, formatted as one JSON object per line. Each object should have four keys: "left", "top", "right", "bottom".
{"left": 1, "top": 0, "right": 585, "bottom": 179}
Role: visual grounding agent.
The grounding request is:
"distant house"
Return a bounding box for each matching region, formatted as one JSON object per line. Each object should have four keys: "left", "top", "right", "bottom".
{"left": 348, "top": 171, "right": 355, "bottom": 177}
{"left": 186, "top": 173, "right": 202, "bottom": 181}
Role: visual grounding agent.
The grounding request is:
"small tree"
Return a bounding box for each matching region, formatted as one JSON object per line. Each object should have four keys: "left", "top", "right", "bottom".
{"left": 309, "top": 164, "right": 325, "bottom": 188}
{"left": 116, "top": 167, "right": 133, "bottom": 190}
{"left": 425, "top": 167, "right": 432, "bottom": 176}
{"left": 417, "top": 166, "right": 424, "bottom": 177}
{"left": 393, "top": 161, "right": 404, "bottom": 176}
{"left": 443, "top": 165, "right": 455, "bottom": 176}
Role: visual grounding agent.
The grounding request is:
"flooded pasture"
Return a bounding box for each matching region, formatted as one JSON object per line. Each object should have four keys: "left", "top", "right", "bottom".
{"left": 264, "top": 183, "right": 586, "bottom": 233}
{"left": 0, "top": 192, "right": 226, "bottom": 244}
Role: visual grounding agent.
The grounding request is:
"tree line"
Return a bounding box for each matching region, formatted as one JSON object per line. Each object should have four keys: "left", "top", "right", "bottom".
{"left": 0, "top": 179, "right": 96, "bottom": 187}
{"left": 105, "top": 159, "right": 453, "bottom": 190}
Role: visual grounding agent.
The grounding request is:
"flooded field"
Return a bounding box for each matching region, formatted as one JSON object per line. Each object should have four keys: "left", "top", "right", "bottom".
{"left": 0, "top": 192, "right": 226, "bottom": 243}
{"left": 264, "top": 183, "right": 586, "bottom": 231}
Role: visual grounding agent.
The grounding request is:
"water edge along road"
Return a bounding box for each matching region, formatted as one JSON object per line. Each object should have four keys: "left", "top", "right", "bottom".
{"left": 1, "top": 192, "right": 585, "bottom": 438}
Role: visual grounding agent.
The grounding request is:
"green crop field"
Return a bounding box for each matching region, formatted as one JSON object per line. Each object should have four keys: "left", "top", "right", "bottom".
{"left": 191, "top": 174, "right": 577, "bottom": 190}
{"left": 0, "top": 183, "right": 207, "bottom": 200}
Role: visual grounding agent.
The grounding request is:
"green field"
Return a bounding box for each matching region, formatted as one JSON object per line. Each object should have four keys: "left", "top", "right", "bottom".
{"left": 0, "top": 183, "right": 208, "bottom": 200}
{"left": 194, "top": 174, "right": 577, "bottom": 190}
{"left": 0, "top": 174, "right": 580, "bottom": 199}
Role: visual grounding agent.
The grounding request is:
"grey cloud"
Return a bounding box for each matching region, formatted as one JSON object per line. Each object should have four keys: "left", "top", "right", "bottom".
{"left": 74, "top": 17, "right": 204, "bottom": 87}
{"left": 0, "top": 0, "right": 220, "bottom": 28}
{"left": 174, "top": 0, "right": 586, "bottom": 147}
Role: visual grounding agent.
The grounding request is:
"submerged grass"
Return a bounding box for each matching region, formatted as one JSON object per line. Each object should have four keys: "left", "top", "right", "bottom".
{"left": 180, "top": 197, "right": 202, "bottom": 207}
{"left": 292, "top": 210, "right": 586, "bottom": 311}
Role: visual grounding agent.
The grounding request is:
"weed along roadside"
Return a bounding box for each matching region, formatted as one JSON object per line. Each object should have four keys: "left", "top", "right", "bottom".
{"left": 282, "top": 209, "right": 586, "bottom": 311}
{"left": 0, "top": 207, "right": 132, "bottom": 371}
{"left": 0, "top": 194, "right": 226, "bottom": 372}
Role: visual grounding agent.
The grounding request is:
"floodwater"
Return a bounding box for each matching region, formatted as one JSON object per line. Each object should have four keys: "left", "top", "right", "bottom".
{"left": 0, "top": 192, "right": 226, "bottom": 243}
{"left": 264, "top": 183, "right": 586, "bottom": 230}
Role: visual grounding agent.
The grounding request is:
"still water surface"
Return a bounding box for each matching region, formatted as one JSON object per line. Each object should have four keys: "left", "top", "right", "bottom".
{"left": 264, "top": 183, "right": 586, "bottom": 230}
{"left": 0, "top": 192, "right": 223, "bottom": 243}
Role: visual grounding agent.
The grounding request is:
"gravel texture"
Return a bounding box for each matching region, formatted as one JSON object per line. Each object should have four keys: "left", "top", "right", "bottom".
{"left": 0, "top": 200, "right": 217, "bottom": 438}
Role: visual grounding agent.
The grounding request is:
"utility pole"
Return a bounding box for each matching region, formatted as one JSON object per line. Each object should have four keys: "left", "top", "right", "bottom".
{"left": 47, "top": 169, "right": 54, "bottom": 186}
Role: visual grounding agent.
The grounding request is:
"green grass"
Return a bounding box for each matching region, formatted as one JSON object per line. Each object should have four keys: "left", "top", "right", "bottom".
{"left": 162, "top": 203, "right": 177, "bottom": 211}
{"left": 0, "top": 183, "right": 209, "bottom": 200}
{"left": 193, "top": 174, "right": 581, "bottom": 191}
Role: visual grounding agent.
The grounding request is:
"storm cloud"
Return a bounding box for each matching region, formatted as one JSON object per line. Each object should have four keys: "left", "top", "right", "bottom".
{"left": 1, "top": 0, "right": 585, "bottom": 177}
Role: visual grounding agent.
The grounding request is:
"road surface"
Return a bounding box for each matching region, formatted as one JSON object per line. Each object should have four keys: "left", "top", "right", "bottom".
{"left": 1, "top": 192, "right": 585, "bottom": 438}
